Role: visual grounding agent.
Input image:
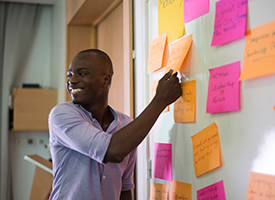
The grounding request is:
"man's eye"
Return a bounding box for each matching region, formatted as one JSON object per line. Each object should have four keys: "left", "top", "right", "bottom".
{"left": 79, "top": 72, "right": 88, "bottom": 76}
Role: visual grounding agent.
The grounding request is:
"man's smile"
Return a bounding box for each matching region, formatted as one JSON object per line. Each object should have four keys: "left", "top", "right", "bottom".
{"left": 71, "top": 88, "right": 83, "bottom": 95}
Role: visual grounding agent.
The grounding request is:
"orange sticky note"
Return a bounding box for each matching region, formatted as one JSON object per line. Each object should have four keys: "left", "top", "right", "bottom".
{"left": 165, "top": 34, "right": 193, "bottom": 74}
{"left": 150, "top": 182, "right": 169, "bottom": 200}
{"left": 247, "top": 171, "right": 275, "bottom": 200}
{"left": 191, "top": 122, "right": 221, "bottom": 177}
{"left": 240, "top": 20, "right": 275, "bottom": 80}
{"left": 151, "top": 79, "right": 169, "bottom": 113}
{"left": 169, "top": 180, "right": 192, "bottom": 200}
{"left": 147, "top": 33, "right": 167, "bottom": 74}
{"left": 158, "top": 0, "right": 184, "bottom": 44}
{"left": 174, "top": 80, "right": 196, "bottom": 123}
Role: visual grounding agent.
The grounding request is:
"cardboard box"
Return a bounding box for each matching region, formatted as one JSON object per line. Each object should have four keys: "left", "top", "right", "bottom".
{"left": 12, "top": 88, "right": 57, "bottom": 131}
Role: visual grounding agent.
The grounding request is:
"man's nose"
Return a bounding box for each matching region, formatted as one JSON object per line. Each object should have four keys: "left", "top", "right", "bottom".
{"left": 68, "top": 74, "right": 79, "bottom": 84}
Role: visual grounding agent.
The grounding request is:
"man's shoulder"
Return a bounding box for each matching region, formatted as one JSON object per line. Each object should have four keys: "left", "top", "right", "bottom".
{"left": 50, "top": 101, "right": 78, "bottom": 115}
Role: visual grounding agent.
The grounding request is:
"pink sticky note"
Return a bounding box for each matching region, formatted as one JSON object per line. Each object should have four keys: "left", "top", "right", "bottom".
{"left": 206, "top": 61, "right": 240, "bottom": 113}
{"left": 184, "top": 0, "right": 209, "bottom": 23}
{"left": 211, "top": 0, "right": 247, "bottom": 46}
{"left": 154, "top": 143, "right": 172, "bottom": 181}
{"left": 197, "top": 180, "right": 226, "bottom": 200}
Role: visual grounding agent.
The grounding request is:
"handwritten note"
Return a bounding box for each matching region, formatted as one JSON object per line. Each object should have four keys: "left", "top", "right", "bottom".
{"left": 169, "top": 180, "right": 192, "bottom": 200}
{"left": 151, "top": 79, "right": 169, "bottom": 113}
{"left": 148, "top": 33, "right": 168, "bottom": 74}
{"left": 150, "top": 182, "right": 169, "bottom": 200}
{"left": 158, "top": 0, "right": 184, "bottom": 44}
{"left": 211, "top": 0, "right": 247, "bottom": 46}
{"left": 197, "top": 180, "right": 226, "bottom": 200}
{"left": 184, "top": 0, "right": 209, "bottom": 23}
{"left": 165, "top": 34, "right": 192, "bottom": 74}
{"left": 206, "top": 61, "right": 240, "bottom": 113}
{"left": 154, "top": 143, "right": 172, "bottom": 181}
{"left": 246, "top": 171, "right": 275, "bottom": 200}
{"left": 191, "top": 123, "right": 221, "bottom": 177}
{"left": 240, "top": 20, "right": 275, "bottom": 80}
{"left": 174, "top": 80, "right": 196, "bottom": 122}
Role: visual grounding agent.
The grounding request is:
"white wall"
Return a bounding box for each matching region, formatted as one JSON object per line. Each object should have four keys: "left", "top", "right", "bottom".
{"left": 134, "top": 0, "right": 275, "bottom": 199}
{"left": 10, "top": 1, "right": 66, "bottom": 200}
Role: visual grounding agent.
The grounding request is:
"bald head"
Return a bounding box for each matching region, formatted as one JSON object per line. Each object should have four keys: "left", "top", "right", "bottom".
{"left": 76, "top": 49, "right": 114, "bottom": 77}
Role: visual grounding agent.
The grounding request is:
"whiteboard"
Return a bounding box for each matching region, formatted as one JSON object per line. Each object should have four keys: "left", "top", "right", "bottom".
{"left": 146, "top": 0, "right": 275, "bottom": 199}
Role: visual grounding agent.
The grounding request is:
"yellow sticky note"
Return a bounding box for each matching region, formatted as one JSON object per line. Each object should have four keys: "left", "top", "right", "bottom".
{"left": 151, "top": 79, "right": 169, "bottom": 113}
{"left": 191, "top": 123, "right": 221, "bottom": 177}
{"left": 147, "top": 33, "right": 167, "bottom": 74}
{"left": 247, "top": 171, "right": 275, "bottom": 200}
{"left": 165, "top": 34, "right": 192, "bottom": 74}
{"left": 150, "top": 182, "right": 169, "bottom": 200}
{"left": 169, "top": 180, "right": 192, "bottom": 200}
{"left": 174, "top": 80, "right": 196, "bottom": 123}
{"left": 240, "top": 20, "right": 275, "bottom": 80}
{"left": 158, "top": 0, "right": 184, "bottom": 44}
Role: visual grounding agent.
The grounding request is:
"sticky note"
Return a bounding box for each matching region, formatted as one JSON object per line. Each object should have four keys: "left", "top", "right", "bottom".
{"left": 240, "top": 20, "right": 275, "bottom": 80}
{"left": 151, "top": 79, "right": 169, "bottom": 113}
{"left": 174, "top": 80, "right": 196, "bottom": 123}
{"left": 206, "top": 61, "right": 240, "bottom": 113}
{"left": 154, "top": 143, "right": 172, "bottom": 181}
{"left": 191, "top": 122, "right": 221, "bottom": 177}
{"left": 150, "top": 182, "right": 169, "bottom": 200}
{"left": 197, "top": 180, "right": 226, "bottom": 200}
{"left": 147, "top": 33, "right": 167, "bottom": 74}
{"left": 184, "top": 0, "right": 209, "bottom": 23}
{"left": 158, "top": 0, "right": 184, "bottom": 44}
{"left": 169, "top": 180, "right": 192, "bottom": 200}
{"left": 247, "top": 171, "right": 275, "bottom": 200}
{"left": 211, "top": 0, "right": 247, "bottom": 46}
{"left": 165, "top": 34, "right": 192, "bottom": 74}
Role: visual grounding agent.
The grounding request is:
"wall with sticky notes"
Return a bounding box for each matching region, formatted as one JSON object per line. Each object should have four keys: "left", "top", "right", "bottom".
{"left": 133, "top": 0, "right": 275, "bottom": 199}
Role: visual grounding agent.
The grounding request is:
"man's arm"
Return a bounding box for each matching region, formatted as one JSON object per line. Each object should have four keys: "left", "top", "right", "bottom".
{"left": 105, "top": 70, "right": 182, "bottom": 163}
{"left": 120, "top": 190, "right": 132, "bottom": 200}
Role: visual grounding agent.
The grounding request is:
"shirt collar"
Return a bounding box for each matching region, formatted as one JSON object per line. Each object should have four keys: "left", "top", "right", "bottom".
{"left": 75, "top": 103, "right": 118, "bottom": 132}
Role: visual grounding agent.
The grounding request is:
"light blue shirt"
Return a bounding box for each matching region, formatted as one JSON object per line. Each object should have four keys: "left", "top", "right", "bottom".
{"left": 48, "top": 101, "right": 136, "bottom": 200}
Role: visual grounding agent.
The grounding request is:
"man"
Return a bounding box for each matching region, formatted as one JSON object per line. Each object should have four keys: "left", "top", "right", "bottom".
{"left": 48, "top": 49, "right": 182, "bottom": 200}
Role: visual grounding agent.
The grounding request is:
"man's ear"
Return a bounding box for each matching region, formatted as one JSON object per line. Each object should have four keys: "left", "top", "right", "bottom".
{"left": 103, "top": 74, "right": 111, "bottom": 88}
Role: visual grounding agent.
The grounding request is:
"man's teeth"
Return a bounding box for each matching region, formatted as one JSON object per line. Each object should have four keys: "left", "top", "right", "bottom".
{"left": 71, "top": 88, "right": 82, "bottom": 94}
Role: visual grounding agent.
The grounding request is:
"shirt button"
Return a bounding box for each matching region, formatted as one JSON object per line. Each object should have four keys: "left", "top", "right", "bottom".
{"left": 103, "top": 176, "right": 106, "bottom": 179}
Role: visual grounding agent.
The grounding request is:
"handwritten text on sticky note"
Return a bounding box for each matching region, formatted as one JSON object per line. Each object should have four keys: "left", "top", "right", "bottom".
{"left": 191, "top": 123, "right": 221, "bottom": 177}
{"left": 154, "top": 143, "right": 172, "bottom": 181}
{"left": 165, "top": 34, "right": 192, "bottom": 74}
{"left": 147, "top": 33, "right": 167, "bottom": 74}
{"left": 150, "top": 182, "right": 169, "bottom": 200}
{"left": 207, "top": 61, "right": 240, "bottom": 113}
{"left": 240, "top": 20, "right": 275, "bottom": 80}
{"left": 158, "top": 0, "right": 184, "bottom": 44}
{"left": 174, "top": 80, "right": 196, "bottom": 122}
{"left": 170, "top": 180, "right": 192, "bottom": 200}
{"left": 197, "top": 180, "right": 226, "bottom": 200}
{"left": 246, "top": 171, "right": 275, "bottom": 200}
{"left": 211, "top": 0, "right": 247, "bottom": 46}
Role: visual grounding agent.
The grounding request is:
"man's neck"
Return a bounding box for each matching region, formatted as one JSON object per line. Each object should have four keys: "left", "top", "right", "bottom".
{"left": 84, "top": 104, "right": 114, "bottom": 131}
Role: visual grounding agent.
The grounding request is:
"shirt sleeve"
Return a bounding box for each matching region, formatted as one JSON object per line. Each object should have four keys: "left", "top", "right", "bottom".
{"left": 121, "top": 148, "right": 137, "bottom": 191}
{"left": 49, "top": 103, "right": 112, "bottom": 164}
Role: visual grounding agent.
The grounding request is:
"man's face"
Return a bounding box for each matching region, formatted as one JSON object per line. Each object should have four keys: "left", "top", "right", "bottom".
{"left": 66, "top": 53, "right": 105, "bottom": 107}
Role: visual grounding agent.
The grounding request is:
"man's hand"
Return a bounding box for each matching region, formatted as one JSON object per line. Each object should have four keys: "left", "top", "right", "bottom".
{"left": 154, "top": 69, "right": 182, "bottom": 108}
